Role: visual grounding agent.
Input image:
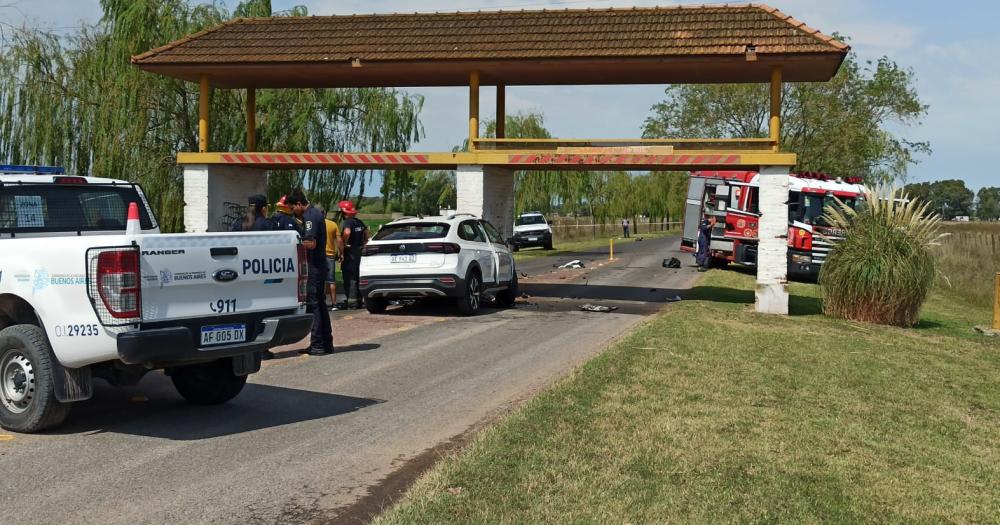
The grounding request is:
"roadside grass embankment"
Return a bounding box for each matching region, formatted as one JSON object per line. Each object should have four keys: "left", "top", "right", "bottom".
{"left": 935, "top": 222, "right": 1000, "bottom": 309}
{"left": 375, "top": 270, "right": 1000, "bottom": 524}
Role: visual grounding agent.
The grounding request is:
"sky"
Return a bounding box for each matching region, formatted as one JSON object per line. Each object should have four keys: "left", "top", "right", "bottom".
{"left": 2, "top": 0, "right": 997, "bottom": 193}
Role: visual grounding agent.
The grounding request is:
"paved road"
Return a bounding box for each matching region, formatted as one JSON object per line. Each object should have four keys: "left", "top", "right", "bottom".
{"left": 0, "top": 234, "right": 697, "bottom": 525}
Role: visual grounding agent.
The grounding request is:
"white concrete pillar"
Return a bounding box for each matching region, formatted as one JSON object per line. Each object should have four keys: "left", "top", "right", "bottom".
{"left": 182, "top": 164, "right": 267, "bottom": 232}
{"left": 456, "top": 165, "right": 515, "bottom": 238}
{"left": 756, "top": 166, "right": 790, "bottom": 314}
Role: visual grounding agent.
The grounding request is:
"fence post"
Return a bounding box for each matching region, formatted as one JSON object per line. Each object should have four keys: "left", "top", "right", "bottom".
{"left": 993, "top": 273, "right": 1000, "bottom": 330}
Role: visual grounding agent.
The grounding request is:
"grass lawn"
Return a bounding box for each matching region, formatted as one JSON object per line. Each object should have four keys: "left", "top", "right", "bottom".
{"left": 513, "top": 229, "right": 678, "bottom": 262}
{"left": 375, "top": 270, "right": 1000, "bottom": 524}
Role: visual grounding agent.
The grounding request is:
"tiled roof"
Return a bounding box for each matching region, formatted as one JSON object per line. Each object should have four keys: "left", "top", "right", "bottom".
{"left": 132, "top": 4, "right": 848, "bottom": 65}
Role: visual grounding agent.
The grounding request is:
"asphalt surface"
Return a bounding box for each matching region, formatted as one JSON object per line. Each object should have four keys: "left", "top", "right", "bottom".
{"left": 0, "top": 233, "right": 697, "bottom": 525}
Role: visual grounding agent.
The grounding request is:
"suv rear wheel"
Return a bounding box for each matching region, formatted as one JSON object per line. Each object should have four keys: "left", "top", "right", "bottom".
{"left": 456, "top": 269, "right": 482, "bottom": 316}
{"left": 0, "top": 325, "right": 71, "bottom": 433}
{"left": 365, "top": 298, "right": 388, "bottom": 314}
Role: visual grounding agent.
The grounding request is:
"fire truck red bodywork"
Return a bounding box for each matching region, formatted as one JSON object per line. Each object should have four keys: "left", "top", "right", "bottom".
{"left": 682, "top": 171, "right": 864, "bottom": 278}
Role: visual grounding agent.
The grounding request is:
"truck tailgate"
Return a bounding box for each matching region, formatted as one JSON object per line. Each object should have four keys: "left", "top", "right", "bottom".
{"left": 137, "top": 231, "right": 301, "bottom": 322}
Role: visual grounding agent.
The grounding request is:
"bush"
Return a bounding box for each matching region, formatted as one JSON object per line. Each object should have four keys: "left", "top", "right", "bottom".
{"left": 820, "top": 186, "right": 945, "bottom": 327}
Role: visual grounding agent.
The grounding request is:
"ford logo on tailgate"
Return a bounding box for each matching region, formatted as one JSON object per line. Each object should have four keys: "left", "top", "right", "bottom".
{"left": 213, "top": 269, "right": 239, "bottom": 282}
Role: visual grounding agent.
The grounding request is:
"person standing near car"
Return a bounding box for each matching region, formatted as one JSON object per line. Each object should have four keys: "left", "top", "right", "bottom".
{"left": 325, "top": 211, "right": 341, "bottom": 311}
{"left": 622, "top": 217, "right": 630, "bottom": 238}
{"left": 230, "top": 194, "right": 274, "bottom": 232}
{"left": 272, "top": 195, "right": 302, "bottom": 234}
{"left": 338, "top": 200, "right": 368, "bottom": 310}
{"left": 287, "top": 189, "right": 334, "bottom": 355}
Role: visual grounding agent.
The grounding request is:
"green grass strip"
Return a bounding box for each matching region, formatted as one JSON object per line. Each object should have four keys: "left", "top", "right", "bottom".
{"left": 376, "top": 271, "right": 1000, "bottom": 524}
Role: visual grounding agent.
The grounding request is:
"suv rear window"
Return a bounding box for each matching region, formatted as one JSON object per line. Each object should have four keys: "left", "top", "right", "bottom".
{"left": 372, "top": 222, "right": 449, "bottom": 241}
{"left": 0, "top": 183, "right": 156, "bottom": 233}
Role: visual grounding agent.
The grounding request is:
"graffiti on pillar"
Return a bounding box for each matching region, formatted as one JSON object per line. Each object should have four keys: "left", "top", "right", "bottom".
{"left": 220, "top": 202, "right": 246, "bottom": 231}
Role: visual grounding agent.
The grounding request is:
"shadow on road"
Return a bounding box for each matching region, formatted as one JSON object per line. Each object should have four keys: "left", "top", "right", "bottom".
{"left": 522, "top": 282, "right": 688, "bottom": 303}
{"left": 50, "top": 374, "right": 382, "bottom": 440}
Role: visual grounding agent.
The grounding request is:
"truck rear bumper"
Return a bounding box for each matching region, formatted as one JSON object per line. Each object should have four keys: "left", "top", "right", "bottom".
{"left": 117, "top": 314, "right": 312, "bottom": 367}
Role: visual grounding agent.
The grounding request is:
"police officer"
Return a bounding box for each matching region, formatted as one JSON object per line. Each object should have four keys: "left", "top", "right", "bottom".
{"left": 272, "top": 195, "right": 302, "bottom": 234}
{"left": 287, "top": 189, "right": 334, "bottom": 355}
{"left": 231, "top": 194, "right": 274, "bottom": 232}
{"left": 338, "top": 200, "right": 368, "bottom": 309}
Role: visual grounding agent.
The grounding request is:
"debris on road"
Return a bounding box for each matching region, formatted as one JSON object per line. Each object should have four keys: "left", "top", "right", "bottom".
{"left": 973, "top": 326, "right": 999, "bottom": 337}
{"left": 580, "top": 304, "right": 618, "bottom": 312}
{"left": 559, "top": 260, "right": 586, "bottom": 269}
{"left": 663, "top": 257, "right": 682, "bottom": 268}
{"left": 666, "top": 295, "right": 683, "bottom": 302}
{"left": 520, "top": 272, "right": 528, "bottom": 278}
{"left": 636, "top": 237, "right": 644, "bottom": 241}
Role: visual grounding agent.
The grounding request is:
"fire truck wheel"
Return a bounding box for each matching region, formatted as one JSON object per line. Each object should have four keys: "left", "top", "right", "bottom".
{"left": 710, "top": 257, "right": 730, "bottom": 269}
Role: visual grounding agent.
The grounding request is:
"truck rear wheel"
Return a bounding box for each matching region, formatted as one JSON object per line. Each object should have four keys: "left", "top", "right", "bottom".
{"left": 170, "top": 359, "right": 247, "bottom": 405}
{"left": 365, "top": 298, "right": 388, "bottom": 314}
{"left": 0, "top": 325, "right": 71, "bottom": 433}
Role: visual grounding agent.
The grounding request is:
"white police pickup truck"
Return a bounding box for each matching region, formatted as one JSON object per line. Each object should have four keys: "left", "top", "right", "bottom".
{"left": 0, "top": 166, "right": 311, "bottom": 432}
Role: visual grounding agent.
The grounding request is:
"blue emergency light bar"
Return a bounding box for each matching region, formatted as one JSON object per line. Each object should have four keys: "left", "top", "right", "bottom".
{"left": 0, "top": 164, "right": 66, "bottom": 175}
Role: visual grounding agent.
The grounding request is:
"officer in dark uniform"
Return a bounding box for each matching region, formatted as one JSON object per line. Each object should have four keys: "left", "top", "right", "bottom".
{"left": 272, "top": 195, "right": 302, "bottom": 234}
{"left": 287, "top": 189, "right": 334, "bottom": 356}
{"left": 337, "top": 200, "right": 368, "bottom": 309}
{"left": 230, "top": 194, "right": 274, "bottom": 232}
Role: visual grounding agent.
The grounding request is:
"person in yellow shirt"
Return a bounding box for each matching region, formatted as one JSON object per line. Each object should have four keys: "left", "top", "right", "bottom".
{"left": 325, "top": 212, "right": 341, "bottom": 310}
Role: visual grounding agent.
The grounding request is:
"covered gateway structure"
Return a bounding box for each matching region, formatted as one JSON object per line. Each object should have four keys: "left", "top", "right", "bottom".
{"left": 132, "top": 3, "right": 849, "bottom": 314}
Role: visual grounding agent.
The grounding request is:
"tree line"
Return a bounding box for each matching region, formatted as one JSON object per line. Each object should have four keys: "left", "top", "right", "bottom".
{"left": 903, "top": 180, "right": 1000, "bottom": 220}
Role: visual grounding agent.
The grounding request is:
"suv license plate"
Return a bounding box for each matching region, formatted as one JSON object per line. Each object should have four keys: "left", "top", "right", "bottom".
{"left": 528, "top": 237, "right": 539, "bottom": 241}
{"left": 390, "top": 254, "right": 416, "bottom": 263}
{"left": 200, "top": 324, "right": 247, "bottom": 346}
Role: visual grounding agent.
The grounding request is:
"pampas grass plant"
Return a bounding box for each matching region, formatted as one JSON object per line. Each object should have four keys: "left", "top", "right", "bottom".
{"left": 819, "top": 185, "right": 947, "bottom": 327}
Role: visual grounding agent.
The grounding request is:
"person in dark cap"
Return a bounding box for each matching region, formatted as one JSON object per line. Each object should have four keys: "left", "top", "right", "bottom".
{"left": 338, "top": 200, "right": 368, "bottom": 309}
{"left": 287, "top": 188, "right": 335, "bottom": 355}
{"left": 231, "top": 194, "right": 275, "bottom": 232}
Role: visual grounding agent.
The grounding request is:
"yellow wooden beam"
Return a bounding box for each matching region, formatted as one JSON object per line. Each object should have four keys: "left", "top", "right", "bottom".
{"left": 469, "top": 71, "right": 480, "bottom": 151}
{"left": 177, "top": 150, "right": 797, "bottom": 167}
{"left": 199, "top": 75, "right": 210, "bottom": 153}
{"left": 496, "top": 83, "right": 506, "bottom": 139}
{"left": 246, "top": 88, "right": 256, "bottom": 152}
{"left": 472, "top": 137, "right": 775, "bottom": 144}
{"left": 770, "top": 66, "right": 782, "bottom": 150}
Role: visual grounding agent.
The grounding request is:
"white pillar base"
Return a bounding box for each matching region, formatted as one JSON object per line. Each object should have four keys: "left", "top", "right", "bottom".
{"left": 755, "top": 166, "right": 790, "bottom": 315}
{"left": 183, "top": 164, "right": 267, "bottom": 233}
{"left": 456, "top": 165, "right": 515, "bottom": 238}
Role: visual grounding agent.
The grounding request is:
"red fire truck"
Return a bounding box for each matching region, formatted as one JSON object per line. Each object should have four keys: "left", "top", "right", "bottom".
{"left": 681, "top": 171, "right": 865, "bottom": 279}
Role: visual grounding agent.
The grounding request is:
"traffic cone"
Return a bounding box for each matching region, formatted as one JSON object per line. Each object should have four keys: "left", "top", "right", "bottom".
{"left": 125, "top": 202, "right": 141, "bottom": 236}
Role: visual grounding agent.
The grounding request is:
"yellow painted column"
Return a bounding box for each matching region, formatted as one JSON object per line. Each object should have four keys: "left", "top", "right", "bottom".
{"left": 496, "top": 82, "right": 506, "bottom": 139}
{"left": 469, "top": 71, "right": 480, "bottom": 151}
{"left": 199, "top": 75, "right": 210, "bottom": 153}
{"left": 769, "top": 66, "right": 782, "bottom": 151}
{"left": 246, "top": 88, "right": 256, "bottom": 152}
{"left": 993, "top": 273, "right": 1000, "bottom": 330}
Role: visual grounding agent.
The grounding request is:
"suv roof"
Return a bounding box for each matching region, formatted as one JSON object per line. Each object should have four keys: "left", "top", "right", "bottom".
{"left": 389, "top": 213, "right": 480, "bottom": 225}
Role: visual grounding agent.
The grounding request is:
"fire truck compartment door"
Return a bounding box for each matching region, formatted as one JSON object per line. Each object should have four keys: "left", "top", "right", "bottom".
{"left": 683, "top": 177, "right": 707, "bottom": 244}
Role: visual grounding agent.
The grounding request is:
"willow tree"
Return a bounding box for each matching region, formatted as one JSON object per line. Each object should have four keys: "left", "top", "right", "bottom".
{"left": 0, "top": 0, "right": 423, "bottom": 231}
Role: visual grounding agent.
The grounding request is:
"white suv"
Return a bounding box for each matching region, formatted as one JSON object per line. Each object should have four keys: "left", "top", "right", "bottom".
{"left": 359, "top": 214, "right": 518, "bottom": 315}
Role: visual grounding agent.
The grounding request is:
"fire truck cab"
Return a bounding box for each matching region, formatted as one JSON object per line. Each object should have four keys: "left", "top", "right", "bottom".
{"left": 682, "top": 171, "right": 864, "bottom": 279}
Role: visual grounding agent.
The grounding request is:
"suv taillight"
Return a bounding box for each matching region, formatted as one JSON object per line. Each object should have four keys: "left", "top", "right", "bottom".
{"left": 297, "top": 243, "right": 308, "bottom": 303}
{"left": 87, "top": 246, "right": 141, "bottom": 325}
{"left": 362, "top": 245, "right": 380, "bottom": 256}
{"left": 425, "top": 243, "right": 461, "bottom": 254}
